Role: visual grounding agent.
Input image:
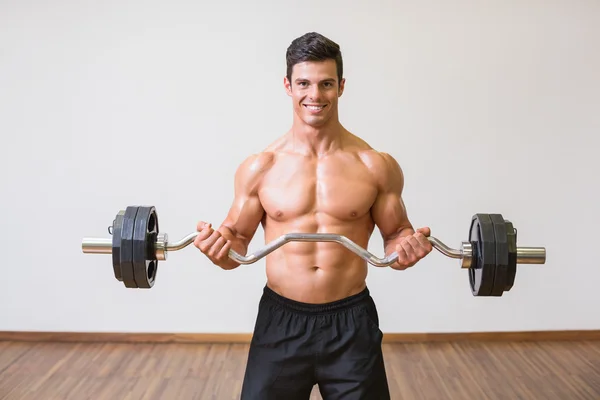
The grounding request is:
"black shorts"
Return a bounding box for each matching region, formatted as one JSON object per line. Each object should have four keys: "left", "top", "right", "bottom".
{"left": 240, "top": 286, "right": 390, "bottom": 400}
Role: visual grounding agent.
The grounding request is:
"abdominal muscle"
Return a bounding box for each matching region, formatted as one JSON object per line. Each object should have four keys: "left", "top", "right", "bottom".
{"left": 262, "top": 215, "right": 374, "bottom": 304}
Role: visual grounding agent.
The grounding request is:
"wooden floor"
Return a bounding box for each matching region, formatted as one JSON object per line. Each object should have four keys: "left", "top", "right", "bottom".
{"left": 1, "top": 340, "right": 599, "bottom": 399}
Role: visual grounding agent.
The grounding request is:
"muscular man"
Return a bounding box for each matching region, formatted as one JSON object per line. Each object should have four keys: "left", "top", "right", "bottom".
{"left": 194, "top": 32, "right": 433, "bottom": 399}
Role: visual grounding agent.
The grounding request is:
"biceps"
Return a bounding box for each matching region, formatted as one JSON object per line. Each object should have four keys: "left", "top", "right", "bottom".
{"left": 372, "top": 192, "right": 412, "bottom": 240}
{"left": 220, "top": 193, "right": 264, "bottom": 242}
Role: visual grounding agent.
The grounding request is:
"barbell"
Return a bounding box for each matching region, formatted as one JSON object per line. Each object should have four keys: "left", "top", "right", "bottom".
{"left": 81, "top": 205, "right": 546, "bottom": 296}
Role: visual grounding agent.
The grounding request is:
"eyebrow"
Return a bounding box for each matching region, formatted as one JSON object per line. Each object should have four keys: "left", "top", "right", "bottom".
{"left": 294, "top": 78, "right": 337, "bottom": 83}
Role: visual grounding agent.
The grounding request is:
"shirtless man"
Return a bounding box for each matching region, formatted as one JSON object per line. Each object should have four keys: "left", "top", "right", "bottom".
{"left": 194, "top": 32, "right": 433, "bottom": 400}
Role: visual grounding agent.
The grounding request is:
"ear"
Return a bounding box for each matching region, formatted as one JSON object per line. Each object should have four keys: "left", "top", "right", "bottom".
{"left": 283, "top": 76, "right": 293, "bottom": 97}
{"left": 338, "top": 78, "right": 346, "bottom": 97}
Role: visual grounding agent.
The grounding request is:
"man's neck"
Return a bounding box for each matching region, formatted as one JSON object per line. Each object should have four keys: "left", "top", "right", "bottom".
{"left": 289, "top": 119, "right": 346, "bottom": 157}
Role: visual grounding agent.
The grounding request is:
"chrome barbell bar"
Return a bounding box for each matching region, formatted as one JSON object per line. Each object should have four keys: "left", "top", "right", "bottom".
{"left": 82, "top": 231, "right": 546, "bottom": 268}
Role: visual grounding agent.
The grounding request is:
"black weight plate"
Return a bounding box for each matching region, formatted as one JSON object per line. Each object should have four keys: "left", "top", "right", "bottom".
{"left": 504, "top": 220, "right": 517, "bottom": 291}
{"left": 120, "top": 206, "right": 139, "bottom": 288}
{"left": 489, "top": 214, "right": 509, "bottom": 297}
{"left": 111, "top": 210, "right": 125, "bottom": 282}
{"left": 132, "top": 206, "right": 159, "bottom": 289}
{"left": 468, "top": 213, "right": 496, "bottom": 296}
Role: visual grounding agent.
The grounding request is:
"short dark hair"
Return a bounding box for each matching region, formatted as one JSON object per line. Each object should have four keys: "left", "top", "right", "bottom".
{"left": 286, "top": 32, "right": 343, "bottom": 85}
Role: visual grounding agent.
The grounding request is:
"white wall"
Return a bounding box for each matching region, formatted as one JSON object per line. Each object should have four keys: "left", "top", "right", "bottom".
{"left": 1, "top": 0, "right": 599, "bottom": 334}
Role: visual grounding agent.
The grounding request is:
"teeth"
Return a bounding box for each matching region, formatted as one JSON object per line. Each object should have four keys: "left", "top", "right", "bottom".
{"left": 305, "top": 105, "right": 324, "bottom": 110}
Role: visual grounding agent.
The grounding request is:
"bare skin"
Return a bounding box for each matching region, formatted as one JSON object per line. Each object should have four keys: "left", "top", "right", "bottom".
{"left": 194, "top": 59, "right": 433, "bottom": 304}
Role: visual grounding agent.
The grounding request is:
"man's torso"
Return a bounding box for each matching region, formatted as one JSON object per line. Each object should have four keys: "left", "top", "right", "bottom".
{"left": 255, "top": 132, "right": 388, "bottom": 303}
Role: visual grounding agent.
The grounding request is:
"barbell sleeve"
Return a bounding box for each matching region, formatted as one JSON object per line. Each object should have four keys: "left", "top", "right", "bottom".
{"left": 81, "top": 238, "right": 113, "bottom": 254}
{"left": 80, "top": 232, "right": 546, "bottom": 268}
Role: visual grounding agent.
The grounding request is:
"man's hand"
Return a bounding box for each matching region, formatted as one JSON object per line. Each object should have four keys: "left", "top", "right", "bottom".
{"left": 390, "top": 227, "right": 433, "bottom": 270}
{"left": 194, "top": 221, "right": 235, "bottom": 269}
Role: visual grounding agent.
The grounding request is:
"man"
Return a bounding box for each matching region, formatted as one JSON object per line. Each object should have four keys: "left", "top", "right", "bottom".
{"left": 194, "top": 32, "right": 433, "bottom": 400}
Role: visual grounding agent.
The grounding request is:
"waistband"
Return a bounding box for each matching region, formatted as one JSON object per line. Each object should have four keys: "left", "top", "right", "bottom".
{"left": 262, "top": 285, "right": 371, "bottom": 314}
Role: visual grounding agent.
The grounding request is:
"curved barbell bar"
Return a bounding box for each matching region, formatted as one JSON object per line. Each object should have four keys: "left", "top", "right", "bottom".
{"left": 81, "top": 231, "right": 546, "bottom": 268}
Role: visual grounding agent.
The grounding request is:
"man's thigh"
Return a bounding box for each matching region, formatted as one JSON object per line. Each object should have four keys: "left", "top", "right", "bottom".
{"left": 240, "top": 343, "right": 315, "bottom": 400}
{"left": 316, "top": 303, "right": 390, "bottom": 400}
{"left": 240, "top": 297, "right": 317, "bottom": 400}
{"left": 317, "top": 345, "right": 390, "bottom": 400}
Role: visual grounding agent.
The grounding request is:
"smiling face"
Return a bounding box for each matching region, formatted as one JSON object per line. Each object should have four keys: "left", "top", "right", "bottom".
{"left": 284, "top": 59, "right": 345, "bottom": 129}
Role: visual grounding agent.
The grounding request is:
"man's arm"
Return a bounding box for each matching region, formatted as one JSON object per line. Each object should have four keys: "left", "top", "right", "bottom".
{"left": 194, "top": 152, "right": 273, "bottom": 269}
{"left": 370, "top": 152, "right": 432, "bottom": 270}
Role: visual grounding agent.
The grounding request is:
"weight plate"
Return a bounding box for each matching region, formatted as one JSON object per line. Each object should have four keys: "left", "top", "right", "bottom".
{"left": 119, "top": 206, "right": 139, "bottom": 288}
{"left": 111, "top": 210, "right": 125, "bottom": 282}
{"left": 489, "top": 214, "right": 509, "bottom": 297}
{"left": 132, "top": 206, "right": 159, "bottom": 289}
{"left": 504, "top": 220, "right": 517, "bottom": 291}
{"left": 468, "top": 213, "right": 496, "bottom": 296}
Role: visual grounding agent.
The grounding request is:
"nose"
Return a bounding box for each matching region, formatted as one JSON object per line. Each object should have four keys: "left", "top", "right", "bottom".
{"left": 308, "top": 85, "right": 322, "bottom": 101}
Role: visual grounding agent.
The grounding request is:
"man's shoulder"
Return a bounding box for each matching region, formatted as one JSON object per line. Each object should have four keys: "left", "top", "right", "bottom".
{"left": 358, "top": 149, "right": 400, "bottom": 170}
{"left": 236, "top": 131, "right": 295, "bottom": 175}
{"left": 237, "top": 151, "right": 276, "bottom": 176}
{"left": 344, "top": 131, "right": 396, "bottom": 162}
{"left": 353, "top": 144, "right": 401, "bottom": 176}
{"left": 233, "top": 149, "right": 277, "bottom": 191}
{"left": 349, "top": 135, "right": 403, "bottom": 190}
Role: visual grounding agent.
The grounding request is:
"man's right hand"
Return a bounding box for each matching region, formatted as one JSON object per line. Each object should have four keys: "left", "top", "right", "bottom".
{"left": 193, "top": 221, "right": 235, "bottom": 269}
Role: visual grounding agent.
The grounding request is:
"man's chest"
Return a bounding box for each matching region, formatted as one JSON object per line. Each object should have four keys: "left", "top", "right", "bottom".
{"left": 258, "top": 157, "right": 379, "bottom": 221}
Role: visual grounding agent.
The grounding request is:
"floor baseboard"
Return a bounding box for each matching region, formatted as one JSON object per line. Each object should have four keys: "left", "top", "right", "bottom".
{"left": 1, "top": 330, "right": 599, "bottom": 343}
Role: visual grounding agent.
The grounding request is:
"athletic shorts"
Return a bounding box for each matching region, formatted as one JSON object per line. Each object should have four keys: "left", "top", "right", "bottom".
{"left": 240, "top": 285, "right": 390, "bottom": 400}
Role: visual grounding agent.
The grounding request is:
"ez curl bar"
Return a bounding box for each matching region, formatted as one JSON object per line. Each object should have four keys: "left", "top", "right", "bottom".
{"left": 81, "top": 206, "right": 546, "bottom": 297}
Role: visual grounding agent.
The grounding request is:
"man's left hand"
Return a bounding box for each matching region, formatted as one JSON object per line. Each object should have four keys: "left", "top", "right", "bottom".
{"left": 390, "top": 227, "right": 433, "bottom": 270}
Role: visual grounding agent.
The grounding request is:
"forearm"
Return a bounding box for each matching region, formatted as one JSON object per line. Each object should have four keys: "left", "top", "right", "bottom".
{"left": 217, "top": 225, "right": 251, "bottom": 270}
{"left": 383, "top": 226, "right": 415, "bottom": 257}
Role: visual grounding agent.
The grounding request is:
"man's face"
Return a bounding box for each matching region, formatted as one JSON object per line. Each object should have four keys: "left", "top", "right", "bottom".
{"left": 284, "top": 59, "right": 345, "bottom": 128}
